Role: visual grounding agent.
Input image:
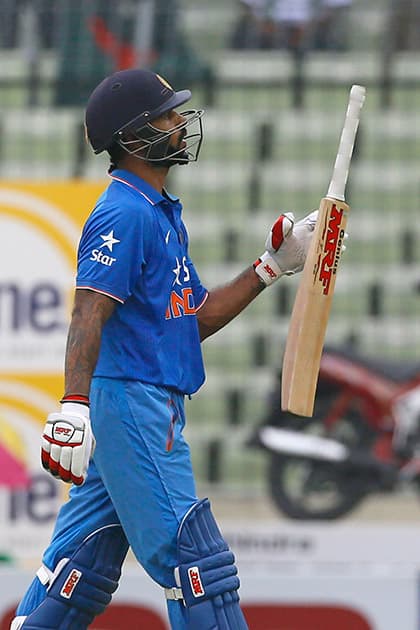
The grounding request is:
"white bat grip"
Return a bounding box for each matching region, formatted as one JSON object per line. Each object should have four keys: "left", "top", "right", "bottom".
{"left": 327, "top": 84, "right": 366, "bottom": 201}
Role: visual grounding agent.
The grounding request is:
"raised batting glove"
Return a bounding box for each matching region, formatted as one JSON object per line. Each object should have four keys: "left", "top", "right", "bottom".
{"left": 41, "top": 401, "right": 95, "bottom": 486}
{"left": 254, "top": 210, "right": 318, "bottom": 286}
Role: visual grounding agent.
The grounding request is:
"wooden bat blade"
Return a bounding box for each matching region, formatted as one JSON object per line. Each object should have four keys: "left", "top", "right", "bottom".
{"left": 281, "top": 197, "right": 349, "bottom": 416}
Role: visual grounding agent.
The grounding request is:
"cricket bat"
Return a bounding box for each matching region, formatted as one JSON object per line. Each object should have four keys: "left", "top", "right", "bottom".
{"left": 281, "top": 84, "right": 366, "bottom": 417}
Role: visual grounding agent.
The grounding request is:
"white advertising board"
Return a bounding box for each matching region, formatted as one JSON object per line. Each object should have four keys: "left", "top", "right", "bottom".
{"left": 0, "top": 562, "right": 417, "bottom": 630}
{"left": 1, "top": 523, "right": 420, "bottom": 630}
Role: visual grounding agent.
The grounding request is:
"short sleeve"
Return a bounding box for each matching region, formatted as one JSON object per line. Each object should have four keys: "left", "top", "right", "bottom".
{"left": 76, "top": 202, "right": 152, "bottom": 303}
{"left": 184, "top": 255, "right": 208, "bottom": 310}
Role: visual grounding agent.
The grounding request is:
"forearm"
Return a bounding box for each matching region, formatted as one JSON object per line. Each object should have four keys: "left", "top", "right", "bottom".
{"left": 64, "top": 315, "right": 103, "bottom": 397}
{"left": 63, "top": 290, "right": 116, "bottom": 397}
{"left": 196, "top": 210, "right": 317, "bottom": 341}
{"left": 197, "top": 266, "right": 265, "bottom": 341}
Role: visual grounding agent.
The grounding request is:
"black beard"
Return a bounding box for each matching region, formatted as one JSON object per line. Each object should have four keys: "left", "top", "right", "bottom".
{"left": 152, "top": 149, "right": 190, "bottom": 169}
{"left": 146, "top": 131, "right": 189, "bottom": 167}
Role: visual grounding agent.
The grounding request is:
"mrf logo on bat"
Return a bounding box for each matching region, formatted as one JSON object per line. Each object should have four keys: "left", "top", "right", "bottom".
{"left": 313, "top": 204, "right": 346, "bottom": 295}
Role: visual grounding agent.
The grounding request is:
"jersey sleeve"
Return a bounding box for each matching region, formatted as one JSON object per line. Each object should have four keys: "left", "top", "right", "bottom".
{"left": 76, "top": 202, "right": 152, "bottom": 303}
{"left": 185, "top": 255, "right": 208, "bottom": 310}
{"left": 178, "top": 221, "right": 208, "bottom": 310}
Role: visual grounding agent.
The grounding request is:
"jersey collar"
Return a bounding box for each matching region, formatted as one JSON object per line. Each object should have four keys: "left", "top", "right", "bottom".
{"left": 109, "top": 169, "right": 179, "bottom": 206}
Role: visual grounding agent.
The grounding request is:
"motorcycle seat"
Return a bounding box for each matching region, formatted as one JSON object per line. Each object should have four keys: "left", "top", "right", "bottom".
{"left": 324, "top": 345, "right": 420, "bottom": 383}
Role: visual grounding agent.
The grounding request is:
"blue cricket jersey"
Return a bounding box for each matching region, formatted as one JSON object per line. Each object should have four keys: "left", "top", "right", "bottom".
{"left": 76, "top": 169, "right": 208, "bottom": 395}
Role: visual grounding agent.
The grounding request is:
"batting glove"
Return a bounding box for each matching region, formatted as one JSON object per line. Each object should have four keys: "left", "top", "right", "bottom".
{"left": 254, "top": 210, "right": 318, "bottom": 286}
{"left": 41, "top": 400, "right": 95, "bottom": 486}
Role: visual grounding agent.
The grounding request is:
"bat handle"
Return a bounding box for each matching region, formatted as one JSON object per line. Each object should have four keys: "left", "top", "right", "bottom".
{"left": 327, "top": 84, "right": 366, "bottom": 201}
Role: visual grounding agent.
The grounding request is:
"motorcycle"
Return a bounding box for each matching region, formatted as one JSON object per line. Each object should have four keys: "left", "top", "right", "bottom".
{"left": 248, "top": 345, "right": 420, "bottom": 520}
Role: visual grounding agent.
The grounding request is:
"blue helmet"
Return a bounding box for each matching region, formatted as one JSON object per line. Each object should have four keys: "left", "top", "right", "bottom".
{"left": 85, "top": 68, "right": 203, "bottom": 164}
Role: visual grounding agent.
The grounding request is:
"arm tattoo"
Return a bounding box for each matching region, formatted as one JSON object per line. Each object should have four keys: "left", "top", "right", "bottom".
{"left": 64, "top": 290, "right": 116, "bottom": 397}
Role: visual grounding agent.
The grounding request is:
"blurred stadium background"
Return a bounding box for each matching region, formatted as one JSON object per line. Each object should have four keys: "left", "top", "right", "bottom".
{"left": 1, "top": 0, "right": 420, "bottom": 506}
{"left": 2, "top": 1, "right": 420, "bottom": 628}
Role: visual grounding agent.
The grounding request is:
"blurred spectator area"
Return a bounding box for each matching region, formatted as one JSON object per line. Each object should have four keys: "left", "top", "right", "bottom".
{"left": 229, "top": 0, "right": 353, "bottom": 52}
{"left": 228, "top": 0, "right": 420, "bottom": 52}
{"left": 0, "top": 0, "right": 214, "bottom": 106}
{"left": 389, "top": 0, "right": 420, "bottom": 51}
{"left": 0, "top": 1, "right": 419, "bottom": 110}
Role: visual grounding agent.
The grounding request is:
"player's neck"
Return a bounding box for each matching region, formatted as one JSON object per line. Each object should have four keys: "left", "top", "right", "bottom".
{"left": 119, "top": 156, "right": 169, "bottom": 193}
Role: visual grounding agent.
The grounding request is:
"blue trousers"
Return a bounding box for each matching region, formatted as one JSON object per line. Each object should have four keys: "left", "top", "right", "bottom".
{"left": 17, "top": 377, "right": 198, "bottom": 629}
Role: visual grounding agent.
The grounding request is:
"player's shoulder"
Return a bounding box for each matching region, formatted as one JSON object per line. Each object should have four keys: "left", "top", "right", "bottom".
{"left": 106, "top": 179, "right": 154, "bottom": 213}
{"left": 88, "top": 181, "right": 155, "bottom": 226}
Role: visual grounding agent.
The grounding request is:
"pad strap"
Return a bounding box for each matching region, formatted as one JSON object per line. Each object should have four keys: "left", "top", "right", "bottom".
{"left": 174, "top": 498, "right": 248, "bottom": 630}
{"left": 19, "top": 524, "right": 129, "bottom": 629}
{"left": 164, "top": 586, "right": 184, "bottom": 601}
{"left": 36, "top": 565, "right": 52, "bottom": 586}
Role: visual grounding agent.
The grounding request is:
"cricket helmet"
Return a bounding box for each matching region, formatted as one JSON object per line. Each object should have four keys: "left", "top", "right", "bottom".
{"left": 85, "top": 68, "right": 203, "bottom": 164}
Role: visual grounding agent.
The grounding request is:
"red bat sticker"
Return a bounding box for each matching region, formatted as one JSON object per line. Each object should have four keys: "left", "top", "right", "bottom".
{"left": 315, "top": 204, "right": 345, "bottom": 295}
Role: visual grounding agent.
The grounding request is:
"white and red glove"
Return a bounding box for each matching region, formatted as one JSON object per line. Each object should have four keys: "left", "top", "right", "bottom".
{"left": 41, "top": 396, "right": 96, "bottom": 486}
{"left": 254, "top": 210, "right": 318, "bottom": 286}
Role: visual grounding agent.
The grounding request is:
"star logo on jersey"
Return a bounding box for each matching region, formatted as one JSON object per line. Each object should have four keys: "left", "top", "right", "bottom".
{"left": 172, "top": 257, "right": 182, "bottom": 286}
{"left": 100, "top": 230, "right": 120, "bottom": 252}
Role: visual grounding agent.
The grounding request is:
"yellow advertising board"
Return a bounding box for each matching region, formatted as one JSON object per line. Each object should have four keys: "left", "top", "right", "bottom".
{"left": 0, "top": 181, "right": 106, "bottom": 561}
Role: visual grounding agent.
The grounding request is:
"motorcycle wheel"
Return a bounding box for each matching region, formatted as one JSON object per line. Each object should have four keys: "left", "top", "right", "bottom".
{"left": 268, "top": 400, "right": 374, "bottom": 520}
